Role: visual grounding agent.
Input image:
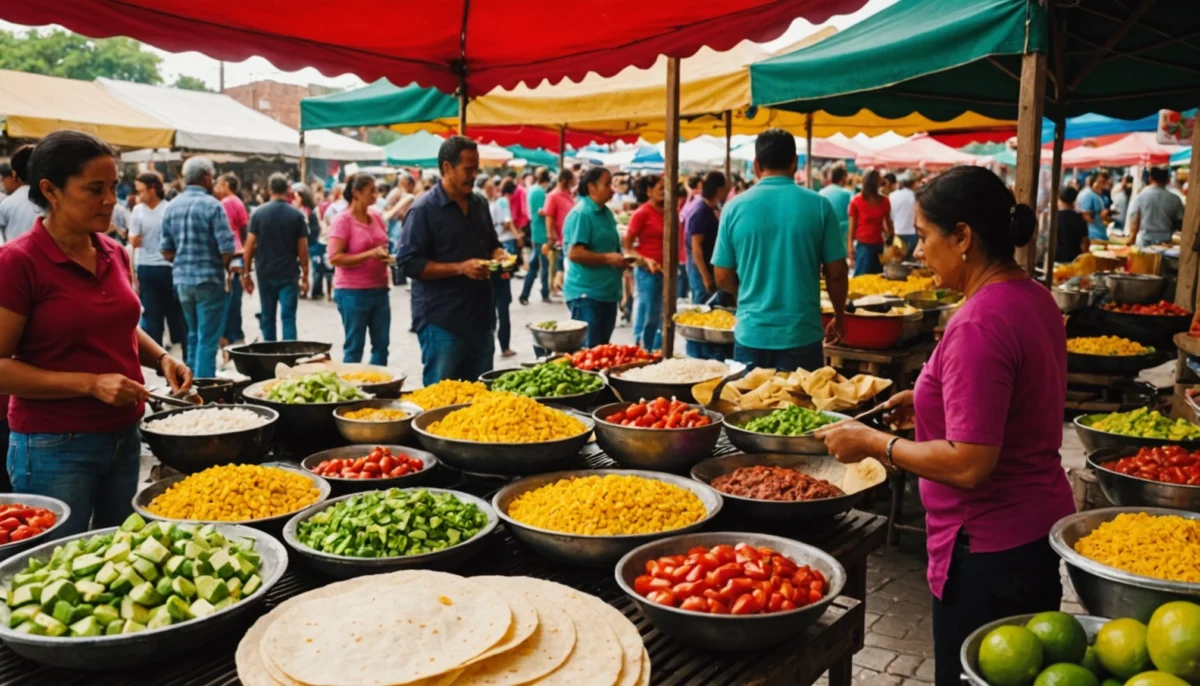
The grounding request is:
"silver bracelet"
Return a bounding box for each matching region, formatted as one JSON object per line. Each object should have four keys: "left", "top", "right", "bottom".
{"left": 884, "top": 436, "right": 901, "bottom": 471}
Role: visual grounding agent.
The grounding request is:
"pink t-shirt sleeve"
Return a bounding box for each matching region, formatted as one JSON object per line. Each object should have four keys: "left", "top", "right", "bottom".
{"left": 937, "top": 321, "right": 1014, "bottom": 447}
{"left": 328, "top": 213, "right": 352, "bottom": 246}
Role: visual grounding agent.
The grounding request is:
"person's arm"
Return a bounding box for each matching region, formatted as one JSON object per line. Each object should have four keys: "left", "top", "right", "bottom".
{"left": 1126, "top": 197, "right": 1141, "bottom": 245}
{"left": 711, "top": 208, "right": 738, "bottom": 295}
{"left": 160, "top": 213, "right": 176, "bottom": 263}
{"left": 136, "top": 328, "right": 191, "bottom": 392}
{"left": 298, "top": 235, "right": 310, "bottom": 293}
{"left": 821, "top": 197, "right": 850, "bottom": 342}
{"left": 211, "top": 204, "right": 237, "bottom": 269}
{"left": 240, "top": 233, "right": 258, "bottom": 295}
{"left": 846, "top": 215, "right": 857, "bottom": 263}
{"left": 883, "top": 215, "right": 895, "bottom": 244}
{"left": 691, "top": 233, "right": 714, "bottom": 291}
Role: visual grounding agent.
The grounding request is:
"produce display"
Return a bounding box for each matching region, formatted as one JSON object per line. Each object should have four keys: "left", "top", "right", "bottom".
{"left": 309, "top": 446, "right": 425, "bottom": 480}
{"left": 340, "top": 407, "right": 409, "bottom": 422}
{"left": 568, "top": 344, "right": 658, "bottom": 371}
{"left": 632, "top": 543, "right": 827, "bottom": 615}
{"left": 339, "top": 370, "right": 392, "bottom": 384}
{"left": 1, "top": 513, "right": 263, "bottom": 637}
{"left": 426, "top": 394, "right": 586, "bottom": 443}
{"left": 673, "top": 308, "right": 735, "bottom": 330}
{"left": 1067, "top": 336, "right": 1151, "bottom": 356}
{"left": 534, "top": 319, "right": 587, "bottom": 331}
{"left": 694, "top": 366, "right": 891, "bottom": 413}
{"left": 1074, "top": 512, "right": 1200, "bottom": 583}
{"left": 1102, "top": 446, "right": 1200, "bottom": 485}
{"left": 142, "top": 407, "right": 271, "bottom": 435}
{"left": 1085, "top": 408, "right": 1200, "bottom": 441}
{"left": 264, "top": 372, "right": 366, "bottom": 404}
{"left": 1104, "top": 300, "right": 1191, "bottom": 316}
{"left": 236, "top": 571, "right": 647, "bottom": 686}
{"left": 491, "top": 362, "right": 604, "bottom": 397}
{"left": 711, "top": 466, "right": 845, "bottom": 501}
{"left": 603, "top": 397, "right": 712, "bottom": 428}
{"left": 401, "top": 380, "right": 493, "bottom": 409}
{"left": 146, "top": 464, "right": 322, "bottom": 522}
{"left": 0, "top": 503, "right": 57, "bottom": 544}
{"left": 295, "top": 489, "right": 488, "bottom": 558}
{"left": 615, "top": 358, "right": 729, "bottom": 384}
{"left": 738, "top": 406, "right": 839, "bottom": 436}
{"left": 848, "top": 273, "right": 935, "bottom": 297}
{"left": 507, "top": 474, "right": 706, "bottom": 535}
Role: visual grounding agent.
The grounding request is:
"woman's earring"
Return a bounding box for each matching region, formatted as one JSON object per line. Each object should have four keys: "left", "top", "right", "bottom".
{"left": 961, "top": 253, "right": 967, "bottom": 262}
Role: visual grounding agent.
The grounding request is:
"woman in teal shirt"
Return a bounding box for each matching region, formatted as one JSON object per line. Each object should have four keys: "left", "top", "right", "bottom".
{"left": 563, "top": 168, "right": 628, "bottom": 347}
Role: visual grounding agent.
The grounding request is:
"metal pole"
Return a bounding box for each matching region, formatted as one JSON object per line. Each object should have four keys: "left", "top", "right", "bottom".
{"left": 458, "top": 75, "right": 468, "bottom": 135}
{"left": 724, "top": 110, "right": 732, "bottom": 183}
{"left": 218, "top": 62, "right": 225, "bottom": 92}
{"left": 804, "top": 112, "right": 814, "bottom": 189}
{"left": 1013, "top": 51, "right": 1047, "bottom": 272}
{"left": 661, "top": 57, "right": 682, "bottom": 358}
{"left": 1043, "top": 112, "right": 1066, "bottom": 287}
{"left": 558, "top": 125, "right": 566, "bottom": 171}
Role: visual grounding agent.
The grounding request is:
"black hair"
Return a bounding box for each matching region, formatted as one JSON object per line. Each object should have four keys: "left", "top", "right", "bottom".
{"left": 1149, "top": 167, "right": 1170, "bottom": 185}
{"left": 26, "top": 130, "right": 115, "bottom": 209}
{"left": 577, "top": 167, "right": 610, "bottom": 199}
{"left": 755, "top": 128, "right": 796, "bottom": 172}
{"left": 219, "top": 172, "right": 240, "bottom": 193}
{"left": 687, "top": 173, "right": 703, "bottom": 191}
{"left": 268, "top": 172, "right": 290, "bottom": 195}
{"left": 0, "top": 161, "right": 11, "bottom": 179}
{"left": 294, "top": 185, "right": 316, "bottom": 210}
{"left": 10, "top": 145, "right": 34, "bottom": 183}
{"left": 701, "top": 171, "right": 726, "bottom": 200}
{"left": 377, "top": 182, "right": 390, "bottom": 196}
{"left": 829, "top": 166, "right": 847, "bottom": 185}
{"left": 438, "top": 135, "right": 478, "bottom": 174}
{"left": 633, "top": 174, "right": 661, "bottom": 204}
{"left": 1059, "top": 186, "right": 1079, "bottom": 205}
{"left": 505, "top": 170, "right": 518, "bottom": 180}
{"left": 915, "top": 166, "right": 1036, "bottom": 260}
{"left": 501, "top": 179, "right": 517, "bottom": 195}
{"left": 883, "top": 172, "right": 897, "bottom": 185}
{"left": 862, "top": 169, "right": 881, "bottom": 201}
{"left": 536, "top": 168, "right": 552, "bottom": 184}
{"left": 557, "top": 169, "right": 575, "bottom": 187}
{"left": 344, "top": 173, "right": 376, "bottom": 205}
{"left": 136, "top": 171, "right": 165, "bottom": 200}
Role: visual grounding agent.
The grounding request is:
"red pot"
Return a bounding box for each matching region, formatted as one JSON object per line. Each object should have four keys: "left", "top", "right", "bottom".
{"left": 823, "top": 312, "right": 922, "bottom": 349}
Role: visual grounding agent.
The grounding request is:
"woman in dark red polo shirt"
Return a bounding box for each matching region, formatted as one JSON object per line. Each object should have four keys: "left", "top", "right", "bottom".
{"left": 0, "top": 130, "right": 192, "bottom": 538}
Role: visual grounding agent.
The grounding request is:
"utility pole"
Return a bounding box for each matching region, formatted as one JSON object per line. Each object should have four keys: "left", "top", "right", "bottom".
{"left": 218, "top": 62, "right": 225, "bottom": 93}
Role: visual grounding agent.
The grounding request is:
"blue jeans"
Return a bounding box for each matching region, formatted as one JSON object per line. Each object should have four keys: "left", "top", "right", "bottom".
{"left": 633, "top": 267, "right": 663, "bottom": 351}
{"left": 685, "top": 262, "right": 734, "bottom": 360}
{"left": 520, "top": 242, "right": 550, "bottom": 301}
{"left": 223, "top": 274, "right": 245, "bottom": 343}
{"left": 493, "top": 272, "right": 513, "bottom": 351}
{"left": 137, "top": 265, "right": 187, "bottom": 359}
{"left": 898, "top": 234, "right": 918, "bottom": 258}
{"left": 334, "top": 288, "right": 391, "bottom": 365}
{"left": 258, "top": 278, "right": 300, "bottom": 342}
{"left": 177, "top": 282, "right": 227, "bottom": 378}
{"left": 852, "top": 242, "right": 884, "bottom": 276}
{"left": 417, "top": 323, "right": 496, "bottom": 387}
{"left": 310, "top": 245, "right": 333, "bottom": 298}
{"left": 734, "top": 340, "right": 825, "bottom": 372}
{"left": 568, "top": 298, "right": 618, "bottom": 348}
{"left": 8, "top": 424, "right": 140, "bottom": 539}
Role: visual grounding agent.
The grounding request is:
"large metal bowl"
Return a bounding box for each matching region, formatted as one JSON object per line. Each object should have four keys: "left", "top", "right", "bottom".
{"left": 300, "top": 445, "right": 439, "bottom": 496}
{"left": 603, "top": 360, "right": 745, "bottom": 405}
{"left": 590, "top": 402, "right": 724, "bottom": 472}
{"left": 674, "top": 323, "right": 736, "bottom": 345}
{"left": 282, "top": 488, "right": 497, "bottom": 579}
{"left": 412, "top": 404, "right": 594, "bottom": 475}
{"left": 1051, "top": 507, "right": 1200, "bottom": 622}
{"left": 1066, "top": 349, "right": 1170, "bottom": 375}
{"left": 1087, "top": 446, "right": 1200, "bottom": 511}
{"left": 1094, "top": 307, "right": 1192, "bottom": 348}
{"left": 333, "top": 400, "right": 423, "bottom": 444}
{"left": 139, "top": 404, "right": 278, "bottom": 473}
{"left": 1073, "top": 413, "right": 1200, "bottom": 454}
{"left": 527, "top": 322, "right": 588, "bottom": 353}
{"left": 494, "top": 469, "right": 723, "bottom": 567}
{"left": 288, "top": 362, "right": 407, "bottom": 399}
{"left": 225, "top": 340, "right": 332, "bottom": 381}
{"left": 615, "top": 531, "right": 846, "bottom": 651}
{"left": 690, "top": 453, "right": 870, "bottom": 520}
{"left": 1106, "top": 273, "right": 1165, "bottom": 305}
{"left": 961, "top": 614, "right": 1109, "bottom": 686}
{"left": 1052, "top": 287, "right": 1091, "bottom": 314}
{"left": 478, "top": 367, "right": 606, "bottom": 410}
{"left": 242, "top": 379, "right": 372, "bottom": 450}
{"left": 0, "top": 494, "right": 70, "bottom": 562}
{"left": 0, "top": 522, "right": 286, "bottom": 670}
{"left": 723, "top": 409, "right": 851, "bottom": 455}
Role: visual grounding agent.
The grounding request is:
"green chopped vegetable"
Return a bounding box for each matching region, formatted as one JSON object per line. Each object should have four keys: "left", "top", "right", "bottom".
{"left": 1088, "top": 407, "right": 1200, "bottom": 440}
{"left": 265, "top": 372, "right": 366, "bottom": 404}
{"left": 739, "top": 406, "right": 838, "bottom": 436}
{"left": 491, "top": 362, "right": 603, "bottom": 398}
{"left": 536, "top": 320, "right": 558, "bottom": 330}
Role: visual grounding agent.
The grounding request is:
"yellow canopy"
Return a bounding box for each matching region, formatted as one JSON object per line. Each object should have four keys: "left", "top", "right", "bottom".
{"left": 0, "top": 69, "right": 174, "bottom": 149}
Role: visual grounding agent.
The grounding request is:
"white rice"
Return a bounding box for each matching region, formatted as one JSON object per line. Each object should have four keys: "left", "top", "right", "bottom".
{"left": 143, "top": 407, "right": 270, "bottom": 435}
{"left": 616, "top": 359, "right": 729, "bottom": 384}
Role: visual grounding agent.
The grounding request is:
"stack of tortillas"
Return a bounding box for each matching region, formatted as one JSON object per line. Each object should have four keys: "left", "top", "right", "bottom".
{"left": 237, "top": 570, "right": 648, "bottom": 686}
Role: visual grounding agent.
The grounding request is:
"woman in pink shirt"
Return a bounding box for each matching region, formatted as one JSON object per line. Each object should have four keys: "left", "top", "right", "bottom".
{"left": 817, "top": 167, "right": 1074, "bottom": 686}
{"left": 329, "top": 173, "right": 392, "bottom": 365}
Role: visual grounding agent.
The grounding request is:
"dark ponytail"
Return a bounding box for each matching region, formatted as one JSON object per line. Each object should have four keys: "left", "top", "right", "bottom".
{"left": 25, "top": 131, "right": 114, "bottom": 210}
{"left": 577, "top": 167, "right": 610, "bottom": 199}
{"left": 633, "top": 174, "right": 660, "bottom": 204}
{"left": 915, "top": 166, "right": 1035, "bottom": 260}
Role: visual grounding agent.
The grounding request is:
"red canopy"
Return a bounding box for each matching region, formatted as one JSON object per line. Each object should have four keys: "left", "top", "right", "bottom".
{"left": 1060, "top": 132, "right": 1186, "bottom": 169}
{"left": 856, "top": 135, "right": 982, "bottom": 170}
{"left": 2, "top": 1, "right": 868, "bottom": 94}
{"left": 420, "top": 125, "right": 635, "bottom": 151}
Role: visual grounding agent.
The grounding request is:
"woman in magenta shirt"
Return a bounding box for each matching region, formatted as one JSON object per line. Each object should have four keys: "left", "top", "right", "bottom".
{"left": 329, "top": 173, "right": 392, "bottom": 366}
{"left": 817, "top": 167, "right": 1074, "bottom": 686}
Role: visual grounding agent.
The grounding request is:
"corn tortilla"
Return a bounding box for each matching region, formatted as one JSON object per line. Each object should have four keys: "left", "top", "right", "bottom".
{"left": 635, "top": 650, "right": 650, "bottom": 686}
{"left": 519, "top": 579, "right": 623, "bottom": 686}
{"left": 445, "top": 593, "right": 577, "bottom": 686}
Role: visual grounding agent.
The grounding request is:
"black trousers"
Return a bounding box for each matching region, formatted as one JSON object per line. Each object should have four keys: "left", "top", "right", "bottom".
{"left": 932, "top": 534, "right": 1062, "bottom": 686}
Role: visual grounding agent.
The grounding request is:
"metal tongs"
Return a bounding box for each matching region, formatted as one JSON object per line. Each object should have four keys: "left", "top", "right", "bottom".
{"left": 148, "top": 387, "right": 203, "bottom": 408}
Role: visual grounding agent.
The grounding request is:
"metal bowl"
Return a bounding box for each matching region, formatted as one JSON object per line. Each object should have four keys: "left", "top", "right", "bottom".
{"left": 0, "top": 523, "right": 286, "bottom": 670}
{"left": 961, "top": 614, "right": 1109, "bottom": 686}
{"left": 494, "top": 469, "right": 723, "bottom": 567}
{"left": 603, "top": 360, "right": 745, "bottom": 405}
{"left": 132, "top": 464, "right": 331, "bottom": 539}
{"left": 675, "top": 323, "right": 736, "bottom": 345}
{"left": 1087, "top": 446, "right": 1200, "bottom": 511}
{"left": 300, "top": 445, "right": 439, "bottom": 496}
{"left": 883, "top": 262, "right": 912, "bottom": 281}
{"left": 1066, "top": 349, "right": 1170, "bottom": 375}
{"left": 332, "top": 400, "right": 423, "bottom": 444}
{"left": 412, "top": 404, "right": 594, "bottom": 475}
{"left": 690, "top": 453, "right": 869, "bottom": 520}
{"left": 527, "top": 322, "right": 588, "bottom": 353}
{"left": 242, "top": 379, "right": 372, "bottom": 450}
{"left": 478, "top": 367, "right": 606, "bottom": 410}
{"left": 1106, "top": 273, "right": 1165, "bottom": 305}
{"left": 615, "top": 531, "right": 846, "bottom": 651}
{"left": 723, "top": 409, "right": 851, "bottom": 455}
{"left": 289, "top": 362, "right": 408, "bottom": 399}
{"left": 1073, "top": 413, "right": 1200, "bottom": 454}
{"left": 282, "top": 488, "right": 497, "bottom": 579}
{"left": 1094, "top": 307, "right": 1192, "bottom": 348}
{"left": 1052, "top": 287, "right": 1090, "bottom": 314}
{"left": 1051, "top": 507, "right": 1200, "bottom": 622}
{"left": 225, "top": 340, "right": 332, "bottom": 381}
{"left": 590, "top": 402, "right": 723, "bottom": 472}
{"left": 0, "top": 495, "right": 70, "bottom": 562}
{"left": 139, "top": 404, "right": 279, "bottom": 473}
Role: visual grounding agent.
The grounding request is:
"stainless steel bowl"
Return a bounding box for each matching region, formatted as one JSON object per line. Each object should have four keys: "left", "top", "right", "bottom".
{"left": 0, "top": 523, "right": 286, "bottom": 670}
{"left": 1050, "top": 507, "right": 1200, "bottom": 622}
{"left": 140, "top": 404, "right": 279, "bottom": 473}
{"left": 478, "top": 367, "right": 606, "bottom": 410}
{"left": 590, "top": 402, "right": 724, "bottom": 472}
{"left": 1087, "top": 447, "right": 1200, "bottom": 511}
{"left": 301, "top": 445, "right": 439, "bottom": 496}
{"left": 690, "top": 453, "right": 869, "bottom": 520}
{"left": 961, "top": 614, "right": 1108, "bottom": 686}
{"left": 282, "top": 488, "right": 497, "bottom": 579}
{"left": 412, "top": 404, "right": 595, "bottom": 475}
{"left": 1106, "top": 273, "right": 1165, "bottom": 305}
{"left": 1072, "top": 414, "right": 1200, "bottom": 454}
{"left": 675, "top": 323, "right": 736, "bottom": 345}
{"left": 527, "top": 322, "right": 588, "bottom": 353}
{"left": 883, "top": 262, "right": 912, "bottom": 281}
{"left": 225, "top": 340, "right": 332, "bottom": 381}
{"left": 615, "top": 531, "right": 846, "bottom": 651}
{"left": 723, "top": 409, "right": 850, "bottom": 455}
{"left": 494, "top": 469, "right": 723, "bottom": 567}
{"left": 242, "top": 379, "right": 373, "bottom": 450}
{"left": 332, "top": 400, "right": 423, "bottom": 444}
{"left": 0, "top": 494, "right": 70, "bottom": 562}
{"left": 1052, "top": 286, "right": 1090, "bottom": 313}
{"left": 603, "top": 360, "right": 745, "bottom": 405}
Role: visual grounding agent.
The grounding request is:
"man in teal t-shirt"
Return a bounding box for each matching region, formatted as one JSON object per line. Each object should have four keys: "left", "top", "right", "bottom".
{"left": 818, "top": 165, "right": 853, "bottom": 244}
{"left": 520, "top": 168, "right": 553, "bottom": 304}
{"left": 712, "top": 128, "right": 849, "bottom": 372}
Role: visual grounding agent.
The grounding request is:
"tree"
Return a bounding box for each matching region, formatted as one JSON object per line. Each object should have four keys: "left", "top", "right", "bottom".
{"left": 0, "top": 29, "right": 162, "bottom": 84}
{"left": 172, "top": 75, "right": 213, "bottom": 92}
{"left": 366, "top": 128, "right": 400, "bottom": 146}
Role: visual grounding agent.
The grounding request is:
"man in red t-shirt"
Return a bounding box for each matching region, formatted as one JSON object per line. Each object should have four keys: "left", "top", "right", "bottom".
{"left": 214, "top": 173, "right": 248, "bottom": 346}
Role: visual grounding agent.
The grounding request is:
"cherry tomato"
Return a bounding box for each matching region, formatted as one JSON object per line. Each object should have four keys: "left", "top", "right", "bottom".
{"left": 679, "top": 596, "right": 709, "bottom": 613}
{"left": 634, "top": 575, "right": 655, "bottom": 595}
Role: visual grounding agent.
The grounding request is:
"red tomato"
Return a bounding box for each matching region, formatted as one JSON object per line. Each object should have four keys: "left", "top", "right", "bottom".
{"left": 679, "top": 597, "right": 709, "bottom": 613}
{"left": 0, "top": 531, "right": 10, "bottom": 544}
{"left": 367, "top": 448, "right": 383, "bottom": 463}
{"left": 0, "top": 518, "right": 21, "bottom": 532}
{"left": 379, "top": 456, "right": 395, "bottom": 473}
{"left": 10, "top": 526, "right": 35, "bottom": 542}
{"left": 634, "top": 575, "right": 655, "bottom": 595}
{"left": 362, "top": 462, "right": 382, "bottom": 475}
{"left": 647, "top": 590, "right": 676, "bottom": 606}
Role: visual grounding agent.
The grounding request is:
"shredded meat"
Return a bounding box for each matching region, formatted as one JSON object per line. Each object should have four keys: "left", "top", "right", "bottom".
{"left": 711, "top": 465, "right": 844, "bottom": 501}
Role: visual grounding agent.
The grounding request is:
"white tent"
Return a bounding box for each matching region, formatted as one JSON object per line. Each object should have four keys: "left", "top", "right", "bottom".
{"left": 304, "top": 129, "right": 388, "bottom": 161}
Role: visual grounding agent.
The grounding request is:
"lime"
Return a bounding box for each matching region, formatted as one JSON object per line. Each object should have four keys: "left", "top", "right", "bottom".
{"left": 1080, "top": 646, "right": 1105, "bottom": 678}
{"left": 1123, "top": 671, "right": 1190, "bottom": 686}
{"left": 1027, "top": 612, "right": 1089, "bottom": 664}
{"left": 1100, "top": 679, "right": 1122, "bottom": 686}
{"left": 1147, "top": 601, "right": 1200, "bottom": 680}
{"left": 1032, "top": 663, "right": 1099, "bottom": 686}
{"left": 1095, "top": 618, "right": 1150, "bottom": 679}
{"left": 980, "top": 625, "right": 1044, "bottom": 686}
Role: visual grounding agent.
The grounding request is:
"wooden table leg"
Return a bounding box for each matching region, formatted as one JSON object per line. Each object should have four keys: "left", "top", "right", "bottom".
{"left": 828, "top": 655, "right": 853, "bottom": 686}
{"left": 887, "top": 471, "right": 907, "bottom": 546}
{"left": 843, "top": 558, "right": 867, "bottom": 602}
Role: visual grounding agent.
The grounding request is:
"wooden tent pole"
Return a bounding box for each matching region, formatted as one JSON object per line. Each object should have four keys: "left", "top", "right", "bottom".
{"left": 804, "top": 112, "right": 814, "bottom": 189}
{"left": 661, "top": 57, "right": 682, "bottom": 358}
{"left": 558, "top": 125, "right": 566, "bottom": 171}
{"left": 1175, "top": 117, "right": 1200, "bottom": 309}
{"left": 1013, "top": 51, "right": 1047, "bottom": 273}
{"left": 298, "top": 130, "right": 307, "bottom": 184}
{"left": 724, "top": 110, "right": 733, "bottom": 183}
{"left": 458, "top": 75, "right": 468, "bottom": 135}
{"left": 1043, "top": 111, "right": 1066, "bottom": 287}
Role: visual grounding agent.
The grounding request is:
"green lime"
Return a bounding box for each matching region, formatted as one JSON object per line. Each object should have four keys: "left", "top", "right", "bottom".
{"left": 1123, "top": 671, "right": 1190, "bottom": 686}
{"left": 980, "top": 625, "right": 1044, "bottom": 686}
{"left": 1095, "top": 618, "right": 1150, "bottom": 679}
{"left": 1032, "top": 663, "right": 1099, "bottom": 686}
{"left": 1147, "top": 601, "right": 1200, "bottom": 680}
{"left": 1027, "top": 612, "right": 1089, "bottom": 664}
{"left": 1100, "top": 679, "right": 1122, "bottom": 686}
{"left": 1080, "top": 646, "right": 1105, "bottom": 678}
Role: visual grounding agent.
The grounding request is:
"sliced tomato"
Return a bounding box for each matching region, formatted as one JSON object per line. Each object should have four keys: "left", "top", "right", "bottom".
{"left": 633, "top": 575, "right": 655, "bottom": 595}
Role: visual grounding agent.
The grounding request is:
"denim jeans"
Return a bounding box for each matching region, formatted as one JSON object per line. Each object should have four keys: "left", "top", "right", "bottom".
{"left": 223, "top": 274, "right": 245, "bottom": 343}
{"left": 334, "top": 288, "right": 391, "bottom": 366}
{"left": 567, "top": 298, "right": 618, "bottom": 348}
{"left": 852, "top": 242, "right": 884, "bottom": 276}
{"left": 685, "top": 262, "right": 734, "bottom": 361}
{"left": 734, "top": 340, "right": 824, "bottom": 372}
{"left": 8, "top": 424, "right": 140, "bottom": 539}
{"left": 632, "top": 267, "right": 663, "bottom": 351}
{"left": 520, "top": 242, "right": 550, "bottom": 301}
{"left": 137, "top": 265, "right": 187, "bottom": 359}
{"left": 310, "top": 245, "right": 333, "bottom": 298}
{"left": 898, "top": 234, "right": 919, "bottom": 259}
{"left": 176, "top": 282, "right": 227, "bottom": 378}
{"left": 258, "top": 278, "right": 300, "bottom": 342}
{"left": 493, "top": 272, "right": 513, "bottom": 352}
{"left": 417, "top": 323, "right": 496, "bottom": 387}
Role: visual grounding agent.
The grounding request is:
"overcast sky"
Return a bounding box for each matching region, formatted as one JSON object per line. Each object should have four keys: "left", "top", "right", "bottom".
{"left": 0, "top": 0, "right": 896, "bottom": 91}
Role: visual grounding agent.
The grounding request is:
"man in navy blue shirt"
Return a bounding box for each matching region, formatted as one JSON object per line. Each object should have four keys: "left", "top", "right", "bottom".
{"left": 684, "top": 171, "right": 731, "bottom": 360}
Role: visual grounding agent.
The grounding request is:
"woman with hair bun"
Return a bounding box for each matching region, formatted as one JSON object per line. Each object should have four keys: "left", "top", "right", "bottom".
{"left": 816, "top": 166, "right": 1073, "bottom": 686}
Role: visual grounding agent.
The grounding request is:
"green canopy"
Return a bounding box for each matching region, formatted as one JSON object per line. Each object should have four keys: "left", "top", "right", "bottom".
{"left": 382, "top": 130, "right": 446, "bottom": 167}
{"left": 507, "top": 145, "right": 559, "bottom": 169}
{"left": 959, "top": 141, "right": 1008, "bottom": 156}
{"left": 301, "top": 79, "right": 457, "bottom": 132}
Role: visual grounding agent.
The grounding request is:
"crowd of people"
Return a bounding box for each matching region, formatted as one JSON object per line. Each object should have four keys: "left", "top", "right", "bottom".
{"left": 1053, "top": 167, "right": 1186, "bottom": 263}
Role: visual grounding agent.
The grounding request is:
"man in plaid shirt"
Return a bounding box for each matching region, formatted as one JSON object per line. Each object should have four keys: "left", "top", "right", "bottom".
{"left": 161, "top": 157, "right": 236, "bottom": 378}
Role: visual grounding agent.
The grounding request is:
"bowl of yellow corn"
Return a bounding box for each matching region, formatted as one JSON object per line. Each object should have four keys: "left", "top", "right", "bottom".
{"left": 333, "top": 399, "right": 424, "bottom": 445}
{"left": 494, "top": 470, "right": 723, "bottom": 567}
{"left": 411, "top": 395, "right": 595, "bottom": 475}
{"left": 673, "top": 307, "right": 736, "bottom": 344}
{"left": 1066, "top": 336, "right": 1166, "bottom": 375}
